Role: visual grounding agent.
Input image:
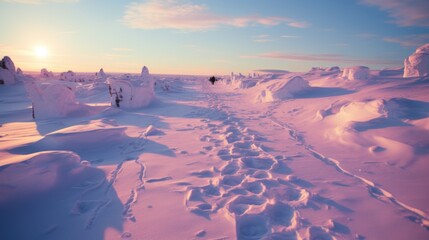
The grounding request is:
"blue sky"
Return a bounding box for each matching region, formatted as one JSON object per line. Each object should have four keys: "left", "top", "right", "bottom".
{"left": 0, "top": 0, "right": 428, "bottom": 75}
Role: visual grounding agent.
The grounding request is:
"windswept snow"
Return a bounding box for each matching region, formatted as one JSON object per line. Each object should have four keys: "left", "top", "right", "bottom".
{"left": 1, "top": 59, "right": 429, "bottom": 240}
{"left": 255, "top": 75, "right": 310, "bottom": 102}
{"left": 404, "top": 43, "right": 429, "bottom": 77}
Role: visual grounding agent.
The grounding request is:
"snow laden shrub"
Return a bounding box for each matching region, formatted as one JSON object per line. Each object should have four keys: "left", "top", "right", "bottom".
{"left": 0, "top": 56, "right": 17, "bottom": 85}
{"left": 24, "top": 81, "right": 90, "bottom": 119}
{"left": 404, "top": 43, "right": 429, "bottom": 77}
{"left": 40, "top": 68, "right": 54, "bottom": 78}
{"left": 107, "top": 66, "right": 155, "bottom": 109}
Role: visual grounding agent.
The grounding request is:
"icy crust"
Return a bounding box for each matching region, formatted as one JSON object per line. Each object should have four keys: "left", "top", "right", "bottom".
{"left": 25, "top": 81, "right": 91, "bottom": 119}
{"left": 107, "top": 66, "right": 155, "bottom": 109}
{"left": 342, "top": 66, "right": 370, "bottom": 80}
{"left": 255, "top": 76, "right": 310, "bottom": 102}
{"left": 404, "top": 43, "right": 429, "bottom": 77}
{"left": 0, "top": 56, "right": 17, "bottom": 85}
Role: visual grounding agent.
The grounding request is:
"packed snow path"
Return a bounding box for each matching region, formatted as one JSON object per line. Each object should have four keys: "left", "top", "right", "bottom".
{"left": 0, "top": 76, "right": 428, "bottom": 240}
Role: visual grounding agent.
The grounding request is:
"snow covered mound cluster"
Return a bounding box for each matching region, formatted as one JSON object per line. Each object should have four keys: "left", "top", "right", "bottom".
{"left": 60, "top": 70, "right": 77, "bottom": 81}
{"left": 404, "top": 43, "right": 429, "bottom": 77}
{"left": 229, "top": 72, "right": 259, "bottom": 89}
{"left": 95, "top": 68, "right": 107, "bottom": 81}
{"left": 342, "top": 66, "right": 370, "bottom": 80}
{"left": 255, "top": 76, "right": 310, "bottom": 102}
{"left": 0, "top": 56, "right": 17, "bottom": 85}
{"left": 40, "top": 68, "right": 54, "bottom": 78}
{"left": 25, "top": 81, "right": 90, "bottom": 119}
{"left": 107, "top": 66, "right": 155, "bottom": 109}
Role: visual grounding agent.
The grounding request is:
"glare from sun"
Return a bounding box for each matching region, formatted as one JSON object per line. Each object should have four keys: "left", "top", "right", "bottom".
{"left": 35, "top": 46, "right": 48, "bottom": 59}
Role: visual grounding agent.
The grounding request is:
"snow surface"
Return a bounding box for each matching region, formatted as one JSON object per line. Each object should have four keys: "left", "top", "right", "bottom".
{"left": 404, "top": 43, "right": 429, "bottom": 78}
{"left": 0, "top": 63, "right": 429, "bottom": 240}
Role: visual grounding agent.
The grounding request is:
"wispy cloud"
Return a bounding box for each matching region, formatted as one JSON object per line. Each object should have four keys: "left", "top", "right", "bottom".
{"left": 242, "top": 52, "right": 398, "bottom": 65}
{"left": 123, "top": 0, "right": 309, "bottom": 31}
{"left": 360, "top": 0, "right": 429, "bottom": 27}
{"left": 281, "top": 35, "right": 300, "bottom": 39}
{"left": 253, "top": 35, "right": 272, "bottom": 43}
{"left": 383, "top": 34, "right": 429, "bottom": 47}
{"left": 2, "top": 0, "right": 78, "bottom": 4}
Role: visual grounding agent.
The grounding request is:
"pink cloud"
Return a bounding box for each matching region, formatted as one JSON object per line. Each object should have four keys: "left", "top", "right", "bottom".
{"left": 360, "top": 0, "right": 429, "bottom": 27}
{"left": 242, "top": 52, "right": 398, "bottom": 65}
{"left": 123, "top": 0, "right": 309, "bottom": 31}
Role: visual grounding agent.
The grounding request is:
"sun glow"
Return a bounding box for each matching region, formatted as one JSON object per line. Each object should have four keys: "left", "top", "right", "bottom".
{"left": 34, "top": 46, "right": 48, "bottom": 59}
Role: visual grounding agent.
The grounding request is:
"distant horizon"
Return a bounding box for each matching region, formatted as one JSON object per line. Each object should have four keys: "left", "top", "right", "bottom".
{"left": 1, "top": 0, "right": 428, "bottom": 75}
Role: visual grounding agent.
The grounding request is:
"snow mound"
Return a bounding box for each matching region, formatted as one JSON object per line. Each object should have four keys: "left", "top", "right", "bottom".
{"left": 40, "top": 68, "right": 54, "bottom": 78}
{"left": 0, "top": 56, "right": 16, "bottom": 85}
{"left": 404, "top": 43, "right": 429, "bottom": 77}
{"left": 379, "top": 67, "right": 404, "bottom": 77}
{"left": 16, "top": 67, "right": 23, "bottom": 76}
{"left": 0, "top": 151, "right": 103, "bottom": 205}
{"left": 95, "top": 68, "right": 107, "bottom": 81}
{"left": 25, "top": 81, "right": 91, "bottom": 119}
{"left": 60, "top": 70, "right": 77, "bottom": 81}
{"left": 141, "top": 66, "right": 150, "bottom": 78}
{"left": 342, "top": 66, "right": 370, "bottom": 80}
{"left": 229, "top": 73, "right": 259, "bottom": 89}
{"left": 255, "top": 76, "right": 310, "bottom": 102}
{"left": 108, "top": 66, "right": 155, "bottom": 109}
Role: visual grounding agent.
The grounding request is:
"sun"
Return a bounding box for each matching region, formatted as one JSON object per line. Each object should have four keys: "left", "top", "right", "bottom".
{"left": 34, "top": 46, "right": 48, "bottom": 59}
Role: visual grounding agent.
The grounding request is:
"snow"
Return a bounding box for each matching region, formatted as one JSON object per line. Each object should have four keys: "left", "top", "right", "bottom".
{"left": 40, "top": 68, "right": 54, "bottom": 78}
{"left": 404, "top": 43, "right": 429, "bottom": 77}
{"left": 342, "top": 66, "right": 371, "bottom": 80}
{"left": 255, "top": 75, "right": 310, "bottom": 102}
{"left": 1, "top": 61, "right": 429, "bottom": 240}
{"left": 60, "top": 70, "right": 77, "bottom": 81}
{"left": 107, "top": 66, "right": 155, "bottom": 109}
{"left": 24, "top": 80, "right": 91, "bottom": 119}
{"left": 0, "top": 56, "right": 16, "bottom": 84}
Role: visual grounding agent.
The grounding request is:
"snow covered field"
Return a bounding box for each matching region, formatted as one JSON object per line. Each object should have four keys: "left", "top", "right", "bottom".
{"left": 1, "top": 54, "right": 429, "bottom": 239}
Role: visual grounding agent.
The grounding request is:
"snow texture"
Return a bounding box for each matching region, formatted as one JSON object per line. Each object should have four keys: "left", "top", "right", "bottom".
{"left": 404, "top": 43, "right": 429, "bottom": 77}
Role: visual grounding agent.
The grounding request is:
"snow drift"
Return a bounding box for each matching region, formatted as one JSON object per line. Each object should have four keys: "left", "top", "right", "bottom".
{"left": 255, "top": 76, "right": 310, "bottom": 102}
{"left": 0, "top": 56, "right": 16, "bottom": 85}
{"left": 107, "top": 66, "right": 155, "bottom": 109}
{"left": 25, "top": 81, "right": 91, "bottom": 119}
{"left": 342, "top": 66, "right": 370, "bottom": 80}
{"left": 404, "top": 43, "right": 429, "bottom": 77}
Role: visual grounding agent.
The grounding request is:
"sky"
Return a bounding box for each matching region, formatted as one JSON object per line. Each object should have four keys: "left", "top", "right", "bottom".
{"left": 0, "top": 0, "right": 428, "bottom": 75}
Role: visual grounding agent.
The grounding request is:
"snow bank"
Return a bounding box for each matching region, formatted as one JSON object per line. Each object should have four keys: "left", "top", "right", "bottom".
{"left": 342, "top": 66, "right": 370, "bottom": 80}
{"left": 25, "top": 81, "right": 90, "bottom": 119}
{"left": 107, "top": 66, "right": 155, "bottom": 109}
{"left": 40, "top": 68, "right": 54, "bottom": 78}
{"left": 255, "top": 76, "right": 310, "bottom": 102}
{"left": 404, "top": 43, "right": 429, "bottom": 77}
{"left": 0, "top": 56, "right": 16, "bottom": 85}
